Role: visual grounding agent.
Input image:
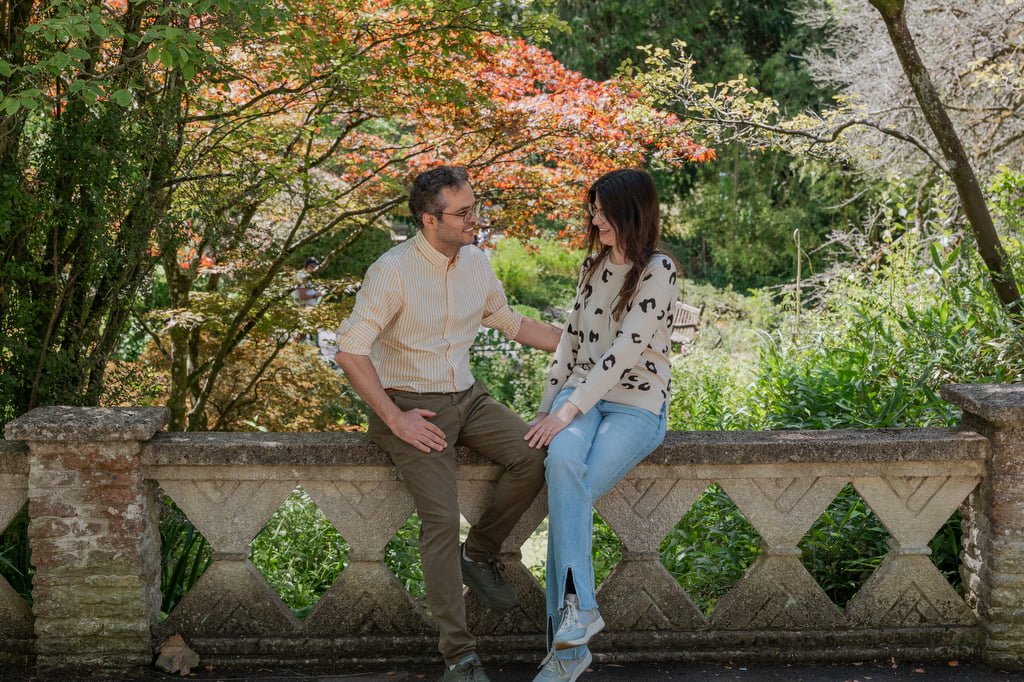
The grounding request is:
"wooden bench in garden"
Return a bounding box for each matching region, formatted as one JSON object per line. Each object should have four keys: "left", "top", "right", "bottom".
{"left": 670, "top": 301, "right": 705, "bottom": 350}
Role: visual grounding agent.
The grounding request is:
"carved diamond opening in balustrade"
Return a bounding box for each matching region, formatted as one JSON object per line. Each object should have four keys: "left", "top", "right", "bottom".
{"left": 0, "top": 503, "right": 33, "bottom": 639}
{"left": 661, "top": 484, "right": 761, "bottom": 617}
{"left": 710, "top": 476, "right": 846, "bottom": 629}
{"left": 592, "top": 473, "right": 709, "bottom": 631}
{"left": 157, "top": 477, "right": 301, "bottom": 637}
{"left": 798, "top": 484, "right": 889, "bottom": 609}
{"left": 250, "top": 487, "right": 349, "bottom": 619}
{"left": 843, "top": 474, "right": 978, "bottom": 628}
{"left": 300, "top": 480, "right": 433, "bottom": 636}
{"left": 159, "top": 496, "right": 212, "bottom": 618}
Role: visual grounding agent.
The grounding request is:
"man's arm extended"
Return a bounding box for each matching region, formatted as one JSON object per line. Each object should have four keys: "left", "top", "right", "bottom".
{"left": 514, "top": 316, "right": 561, "bottom": 352}
{"left": 335, "top": 351, "right": 448, "bottom": 453}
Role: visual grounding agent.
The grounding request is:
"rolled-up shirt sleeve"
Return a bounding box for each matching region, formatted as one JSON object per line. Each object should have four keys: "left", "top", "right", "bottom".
{"left": 480, "top": 262, "right": 522, "bottom": 340}
{"left": 336, "top": 259, "right": 402, "bottom": 355}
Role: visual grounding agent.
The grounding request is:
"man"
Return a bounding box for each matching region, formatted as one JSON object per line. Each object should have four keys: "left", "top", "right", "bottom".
{"left": 335, "top": 166, "right": 560, "bottom": 682}
{"left": 293, "top": 256, "right": 321, "bottom": 307}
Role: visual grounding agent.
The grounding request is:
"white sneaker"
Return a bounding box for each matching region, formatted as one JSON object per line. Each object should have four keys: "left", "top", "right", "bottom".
{"left": 532, "top": 649, "right": 592, "bottom": 682}
{"left": 552, "top": 594, "right": 604, "bottom": 650}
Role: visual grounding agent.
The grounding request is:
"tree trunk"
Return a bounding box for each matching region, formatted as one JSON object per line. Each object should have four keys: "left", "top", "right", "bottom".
{"left": 869, "top": 0, "right": 1022, "bottom": 320}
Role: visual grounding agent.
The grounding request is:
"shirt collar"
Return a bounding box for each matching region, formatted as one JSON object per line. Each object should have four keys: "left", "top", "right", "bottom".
{"left": 413, "top": 231, "right": 460, "bottom": 269}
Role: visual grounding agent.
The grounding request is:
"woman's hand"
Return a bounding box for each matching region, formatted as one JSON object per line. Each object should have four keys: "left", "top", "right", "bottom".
{"left": 525, "top": 402, "right": 580, "bottom": 449}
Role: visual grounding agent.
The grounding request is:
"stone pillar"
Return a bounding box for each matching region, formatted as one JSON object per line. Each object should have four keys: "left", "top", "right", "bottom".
{"left": 4, "top": 406, "right": 169, "bottom": 677}
{"left": 941, "top": 383, "right": 1024, "bottom": 670}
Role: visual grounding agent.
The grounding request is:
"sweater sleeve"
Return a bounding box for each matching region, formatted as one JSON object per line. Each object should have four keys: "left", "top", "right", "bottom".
{"left": 537, "top": 259, "right": 590, "bottom": 413}
{"left": 538, "top": 299, "right": 581, "bottom": 413}
{"left": 567, "top": 256, "right": 678, "bottom": 414}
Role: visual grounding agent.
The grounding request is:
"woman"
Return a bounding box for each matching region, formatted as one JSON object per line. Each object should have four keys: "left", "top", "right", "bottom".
{"left": 525, "top": 168, "right": 678, "bottom": 682}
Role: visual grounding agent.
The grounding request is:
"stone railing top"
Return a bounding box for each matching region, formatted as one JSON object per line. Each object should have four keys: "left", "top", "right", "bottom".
{"left": 142, "top": 427, "right": 988, "bottom": 467}
{"left": 4, "top": 406, "right": 170, "bottom": 443}
{"left": 0, "top": 439, "right": 29, "bottom": 474}
{"left": 942, "top": 383, "right": 1024, "bottom": 428}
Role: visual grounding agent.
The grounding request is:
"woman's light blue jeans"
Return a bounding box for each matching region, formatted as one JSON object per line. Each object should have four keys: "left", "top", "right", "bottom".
{"left": 543, "top": 387, "right": 667, "bottom": 662}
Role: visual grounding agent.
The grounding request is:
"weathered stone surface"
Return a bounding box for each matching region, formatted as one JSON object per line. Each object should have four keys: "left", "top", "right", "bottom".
{"left": 846, "top": 554, "right": 976, "bottom": 627}
{"left": 719, "top": 476, "right": 846, "bottom": 547}
{"left": 143, "top": 427, "right": 989, "bottom": 468}
{"left": 0, "top": 578, "right": 32, "bottom": 640}
{"left": 942, "top": 384, "right": 1024, "bottom": 428}
{"left": 164, "top": 559, "right": 298, "bottom": 638}
{"left": 596, "top": 474, "right": 708, "bottom": 552}
{"left": 655, "top": 427, "right": 987, "bottom": 464}
{"left": 304, "top": 479, "right": 416, "bottom": 560}
{"left": 7, "top": 387, "right": 1023, "bottom": 672}
{"left": 158, "top": 479, "right": 297, "bottom": 553}
{"left": 304, "top": 561, "right": 433, "bottom": 635}
{"left": 5, "top": 406, "right": 169, "bottom": 442}
{"left": 25, "top": 418, "right": 161, "bottom": 676}
{"left": 711, "top": 555, "right": 845, "bottom": 630}
{"left": 0, "top": 474, "right": 26, "bottom": 532}
{"left": 145, "top": 431, "right": 388, "bottom": 466}
{"left": 854, "top": 474, "right": 980, "bottom": 546}
{"left": 598, "top": 559, "right": 705, "bottom": 631}
{"left": 0, "top": 440, "right": 28, "bottom": 473}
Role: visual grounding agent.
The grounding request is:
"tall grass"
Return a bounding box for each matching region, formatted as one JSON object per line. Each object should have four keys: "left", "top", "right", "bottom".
{"left": 160, "top": 497, "right": 212, "bottom": 617}
{"left": 249, "top": 489, "right": 350, "bottom": 618}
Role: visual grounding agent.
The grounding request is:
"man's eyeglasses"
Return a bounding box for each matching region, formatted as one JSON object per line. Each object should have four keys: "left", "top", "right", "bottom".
{"left": 586, "top": 203, "right": 605, "bottom": 219}
{"left": 435, "top": 204, "right": 479, "bottom": 224}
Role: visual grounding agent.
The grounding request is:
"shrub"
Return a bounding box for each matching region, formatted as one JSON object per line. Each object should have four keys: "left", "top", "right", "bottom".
{"left": 489, "top": 238, "right": 581, "bottom": 310}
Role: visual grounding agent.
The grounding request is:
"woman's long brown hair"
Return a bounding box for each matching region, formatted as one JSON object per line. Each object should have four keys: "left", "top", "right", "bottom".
{"left": 580, "top": 168, "right": 668, "bottom": 320}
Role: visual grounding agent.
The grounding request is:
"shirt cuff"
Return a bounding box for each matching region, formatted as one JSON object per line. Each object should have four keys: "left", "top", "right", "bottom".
{"left": 483, "top": 307, "right": 523, "bottom": 340}
{"left": 335, "top": 321, "right": 377, "bottom": 356}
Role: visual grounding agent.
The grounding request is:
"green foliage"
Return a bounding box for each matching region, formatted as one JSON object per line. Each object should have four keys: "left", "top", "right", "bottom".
{"left": 249, "top": 489, "right": 350, "bottom": 618}
{"left": 659, "top": 485, "right": 761, "bottom": 614}
{"left": 663, "top": 153, "right": 867, "bottom": 291}
{"left": 470, "top": 331, "right": 552, "bottom": 420}
{"left": 591, "top": 511, "right": 622, "bottom": 588}
{"left": 548, "top": 0, "right": 830, "bottom": 111}
{"left": 160, "top": 498, "right": 212, "bottom": 617}
{"left": 289, "top": 225, "right": 395, "bottom": 280}
{"left": 545, "top": 0, "right": 861, "bottom": 291}
{"left": 797, "top": 485, "right": 889, "bottom": 606}
{"left": 798, "top": 486, "right": 962, "bottom": 606}
{"left": 0, "top": 506, "right": 32, "bottom": 604}
{"left": 753, "top": 244, "right": 1023, "bottom": 431}
{"left": 385, "top": 516, "right": 425, "bottom": 600}
{"left": 488, "top": 238, "right": 582, "bottom": 310}
{"left": 0, "top": 0, "right": 291, "bottom": 428}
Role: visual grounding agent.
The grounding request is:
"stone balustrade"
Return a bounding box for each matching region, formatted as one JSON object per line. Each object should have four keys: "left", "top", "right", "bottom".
{"left": 0, "top": 384, "right": 1022, "bottom": 677}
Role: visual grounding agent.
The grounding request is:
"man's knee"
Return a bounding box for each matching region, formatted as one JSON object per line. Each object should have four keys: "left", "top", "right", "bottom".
{"left": 417, "top": 501, "right": 462, "bottom": 536}
{"left": 508, "top": 443, "right": 545, "bottom": 481}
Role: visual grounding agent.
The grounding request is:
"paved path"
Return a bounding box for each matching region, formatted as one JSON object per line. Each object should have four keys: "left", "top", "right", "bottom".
{"left": 4, "top": 660, "right": 1012, "bottom": 681}
{"left": 202, "top": 661, "right": 1018, "bottom": 682}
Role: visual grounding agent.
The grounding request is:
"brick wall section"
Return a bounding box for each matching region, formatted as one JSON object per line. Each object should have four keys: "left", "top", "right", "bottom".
{"left": 942, "top": 384, "right": 1024, "bottom": 670}
{"left": 5, "top": 407, "right": 168, "bottom": 677}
